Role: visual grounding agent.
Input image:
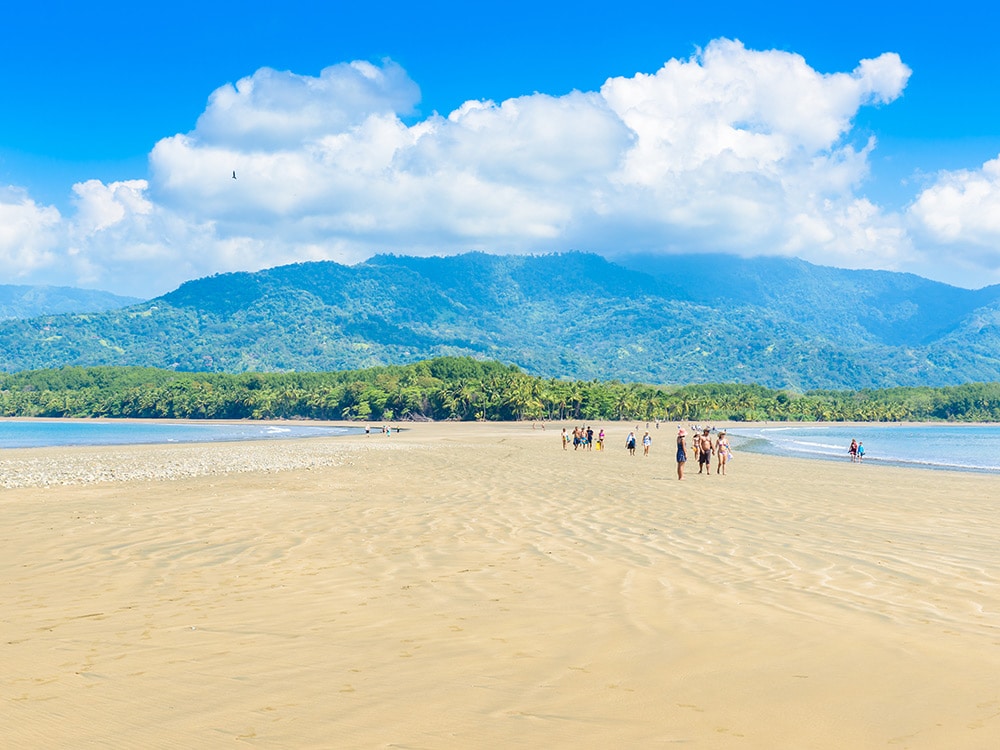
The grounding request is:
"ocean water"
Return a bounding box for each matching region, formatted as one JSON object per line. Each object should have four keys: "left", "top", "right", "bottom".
{"left": 0, "top": 419, "right": 362, "bottom": 449}
{"left": 730, "top": 423, "right": 1000, "bottom": 474}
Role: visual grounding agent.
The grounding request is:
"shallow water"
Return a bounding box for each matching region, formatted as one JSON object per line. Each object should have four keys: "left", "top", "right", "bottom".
{"left": 731, "top": 423, "right": 1000, "bottom": 473}
{"left": 0, "top": 419, "right": 361, "bottom": 449}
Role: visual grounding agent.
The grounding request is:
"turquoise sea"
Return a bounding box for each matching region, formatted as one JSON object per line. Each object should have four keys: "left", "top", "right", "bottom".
{"left": 731, "top": 423, "right": 1000, "bottom": 474}
{"left": 0, "top": 419, "right": 362, "bottom": 449}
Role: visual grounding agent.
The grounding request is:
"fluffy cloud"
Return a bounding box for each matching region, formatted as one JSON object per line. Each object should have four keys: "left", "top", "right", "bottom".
{"left": 144, "top": 41, "right": 912, "bottom": 273}
{"left": 909, "top": 155, "right": 1000, "bottom": 245}
{"left": 8, "top": 39, "right": 975, "bottom": 297}
{"left": 594, "top": 41, "right": 911, "bottom": 264}
{"left": 0, "top": 188, "right": 63, "bottom": 277}
{"left": 193, "top": 60, "right": 420, "bottom": 149}
{"left": 71, "top": 179, "right": 152, "bottom": 234}
{"left": 901, "top": 155, "right": 1000, "bottom": 284}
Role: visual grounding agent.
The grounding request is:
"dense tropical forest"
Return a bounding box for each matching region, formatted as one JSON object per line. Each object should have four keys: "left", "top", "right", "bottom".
{"left": 6, "top": 252, "right": 1000, "bottom": 390}
{"left": 1, "top": 357, "right": 999, "bottom": 423}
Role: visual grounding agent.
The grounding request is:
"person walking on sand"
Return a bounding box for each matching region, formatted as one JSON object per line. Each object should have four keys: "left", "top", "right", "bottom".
{"left": 857, "top": 441, "right": 865, "bottom": 462}
{"left": 676, "top": 428, "right": 687, "bottom": 479}
{"left": 626, "top": 431, "right": 637, "bottom": 456}
{"left": 716, "top": 431, "right": 731, "bottom": 475}
{"left": 697, "top": 428, "right": 713, "bottom": 475}
{"left": 849, "top": 439, "right": 858, "bottom": 462}
{"left": 642, "top": 431, "right": 651, "bottom": 456}
{"left": 561, "top": 427, "right": 568, "bottom": 451}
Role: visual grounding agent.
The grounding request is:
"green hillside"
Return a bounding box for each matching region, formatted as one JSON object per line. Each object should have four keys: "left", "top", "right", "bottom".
{"left": 1, "top": 252, "right": 997, "bottom": 390}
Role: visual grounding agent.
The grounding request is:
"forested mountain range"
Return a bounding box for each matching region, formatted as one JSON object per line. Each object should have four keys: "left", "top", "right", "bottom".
{"left": 0, "top": 284, "right": 141, "bottom": 320}
{"left": 2, "top": 251, "right": 1000, "bottom": 390}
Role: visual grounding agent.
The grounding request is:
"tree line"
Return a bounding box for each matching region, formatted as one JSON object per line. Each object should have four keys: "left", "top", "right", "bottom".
{"left": 1, "top": 357, "right": 999, "bottom": 423}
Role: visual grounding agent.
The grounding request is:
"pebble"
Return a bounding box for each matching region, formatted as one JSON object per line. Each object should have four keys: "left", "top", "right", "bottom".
{"left": 0, "top": 439, "right": 409, "bottom": 489}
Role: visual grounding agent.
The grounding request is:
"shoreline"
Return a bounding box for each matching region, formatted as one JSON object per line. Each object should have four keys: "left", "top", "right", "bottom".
{"left": 729, "top": 421, "right": 1000, "bottom": 475}
{"left": 3, "top": 417, "right": 998, "bottom": 485}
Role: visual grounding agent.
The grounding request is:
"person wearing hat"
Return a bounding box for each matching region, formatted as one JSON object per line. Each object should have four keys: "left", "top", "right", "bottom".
{"left": 676, "top": 428, "right": 687, "bottom": 480}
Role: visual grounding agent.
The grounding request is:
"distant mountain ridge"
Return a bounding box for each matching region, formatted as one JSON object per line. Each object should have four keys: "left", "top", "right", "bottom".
{"left": 0, "top": 285, "right": 142, "bottom": 320}
{"left": 1, "top": 251, "right": 999, "bottom": 390}
{"left": 616, "top": 253, "right": 998, "bottom": 348}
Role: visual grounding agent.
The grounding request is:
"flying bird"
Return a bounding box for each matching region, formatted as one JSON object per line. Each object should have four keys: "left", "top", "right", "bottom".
{"left": 232, "top": 170, "right": 237, "bottom": 180}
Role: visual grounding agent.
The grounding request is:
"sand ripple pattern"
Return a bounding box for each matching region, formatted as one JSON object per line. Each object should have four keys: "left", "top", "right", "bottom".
{"left": 2, "top": 423, "right": 998, "bottom": 748}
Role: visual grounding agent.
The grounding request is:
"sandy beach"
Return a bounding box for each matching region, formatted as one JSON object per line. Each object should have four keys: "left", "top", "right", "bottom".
{"left": 3, "top": 421, "right": 999, "bottom": 748}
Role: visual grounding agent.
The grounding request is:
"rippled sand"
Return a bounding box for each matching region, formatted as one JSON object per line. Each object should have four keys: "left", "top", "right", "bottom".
{"left": 3, "top": 422, "right": 998, "bottom": 748}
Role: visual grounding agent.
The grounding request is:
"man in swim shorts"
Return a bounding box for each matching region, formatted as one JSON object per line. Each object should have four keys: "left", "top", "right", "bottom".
{"left": 697, "top": 428, "right": 713, "bottom": 474}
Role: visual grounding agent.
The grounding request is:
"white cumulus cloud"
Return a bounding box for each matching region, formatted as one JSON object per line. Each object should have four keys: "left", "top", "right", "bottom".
{"left": 139, "top": 41, "right": 914, "bottom": 282}
{"left": 21, "top": 39, "right": 1000, "bottom": 297}
{"left": 0, "top": 188, "right": 63, "bottom": 278}
{"left": 904, "top": 155, "right": 1000, "bottom": 285}
{"left": 591, "top": 40, "right": 912, "bottom": 265}
{"left": 910, "top": 155, "right": 1000, "bottom": 244}
{"left": 71, "top": 179, "right": 152, "bottom": 234}
{"left": 193, "top": 60, "right": 420, "bottom": 149}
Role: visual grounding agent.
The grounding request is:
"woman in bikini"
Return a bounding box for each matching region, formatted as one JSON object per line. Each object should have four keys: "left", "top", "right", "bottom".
{"left": 716, "top": 431, "right": 731, "bottom": 475}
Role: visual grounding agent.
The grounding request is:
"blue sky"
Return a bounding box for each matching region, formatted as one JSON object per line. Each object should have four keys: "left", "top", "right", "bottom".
{"left": 1, "top": 1, "right": 999, "bottom": 296}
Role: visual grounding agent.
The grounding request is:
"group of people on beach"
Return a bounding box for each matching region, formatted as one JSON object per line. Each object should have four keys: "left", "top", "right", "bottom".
{"left": 848, "top": 438, "right": 866, "bottom": 462}
{"left": 562, "top": 426, "right": 606, "bottom": 451}
{"left": 624, "top": 429, "right": 654, "bottom": 456}
{"left": 561, "top": 423, "right": 732, "bottom": 479}
{"left": 675, "top": 427, "right": 731, "bottom": 480}
{"left": 364, "top": 425, "right": 398, "bottom": 436}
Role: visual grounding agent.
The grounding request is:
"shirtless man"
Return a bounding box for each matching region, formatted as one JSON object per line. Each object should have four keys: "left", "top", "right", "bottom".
{"left": 697, "top": 428, "right": 713, "bottom": 475}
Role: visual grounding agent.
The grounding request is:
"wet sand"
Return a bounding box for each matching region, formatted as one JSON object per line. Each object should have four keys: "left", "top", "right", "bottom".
{"left": 3, "top": 422, "right": 998, "bottom": 747}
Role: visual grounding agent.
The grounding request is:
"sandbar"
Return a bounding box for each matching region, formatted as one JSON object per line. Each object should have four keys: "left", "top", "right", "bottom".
{"left": 2, "top": 421, "right": 998, "bottom": 747}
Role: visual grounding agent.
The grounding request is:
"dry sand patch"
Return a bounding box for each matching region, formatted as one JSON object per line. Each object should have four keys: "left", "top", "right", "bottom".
{"left": 3, "top": 422, "right": 998, "bottom": 747}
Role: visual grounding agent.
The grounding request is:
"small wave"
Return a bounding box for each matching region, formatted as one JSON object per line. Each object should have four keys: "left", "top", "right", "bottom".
{"left": 866, "top": 455, "right": 1000, "bottom": 473}
{"left": 777, "top": 439, "right": 847, "bottom": 452}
